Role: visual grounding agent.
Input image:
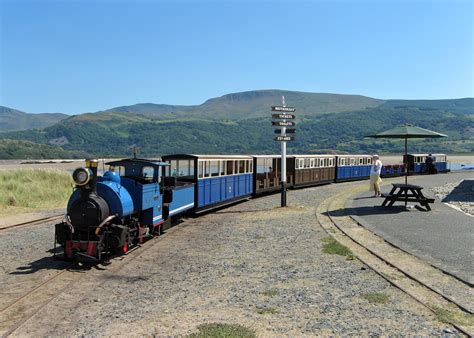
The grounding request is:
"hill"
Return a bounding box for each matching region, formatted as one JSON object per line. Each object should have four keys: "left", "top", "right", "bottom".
{"left": 0, "top": 90, "right": 472, "bottom": 159}
{"left": 101, "top": 90, "right": 385, "bottom": 120}
{"left": 0, "top": 106, "right": 68, "bottom": 132}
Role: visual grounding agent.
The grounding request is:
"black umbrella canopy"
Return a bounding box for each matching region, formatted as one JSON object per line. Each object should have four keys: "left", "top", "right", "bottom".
{"left": 366, "top": 124, "right": 448, "bottom": 139}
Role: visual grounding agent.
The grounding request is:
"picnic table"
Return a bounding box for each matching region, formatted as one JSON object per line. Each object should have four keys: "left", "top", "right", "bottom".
{"left": 382, "top": 183, "right": 435, "bottom": 211}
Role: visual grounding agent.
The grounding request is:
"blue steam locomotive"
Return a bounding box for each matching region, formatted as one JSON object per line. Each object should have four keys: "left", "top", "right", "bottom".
{"left": 55, "top": 158, "right": 194, "bottom": 260}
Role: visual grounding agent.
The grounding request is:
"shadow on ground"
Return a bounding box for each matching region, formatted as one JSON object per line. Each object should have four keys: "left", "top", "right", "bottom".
{"left": 442, "top": 180, "right": 474, "bottom": 203}
{"left": 325, "top": 205, "right": 409, "bottom": 217}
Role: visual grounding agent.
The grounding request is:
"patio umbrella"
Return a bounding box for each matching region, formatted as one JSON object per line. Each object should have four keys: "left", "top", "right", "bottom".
{"left": 366, "top": 124, "right": 447, "bottom": 185}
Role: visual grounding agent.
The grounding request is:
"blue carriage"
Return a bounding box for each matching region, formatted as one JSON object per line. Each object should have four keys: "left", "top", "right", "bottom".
{"left": 161, "top": 154, "right": 254, "bottom": 212}
{"left": 335, "top": 155, "right": 373, "bottom": 181}
{"left": 405, "top": 153, "right": 449, "bottom": 173}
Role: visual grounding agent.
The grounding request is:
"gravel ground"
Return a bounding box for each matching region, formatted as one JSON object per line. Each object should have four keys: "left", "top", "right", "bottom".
{"left": 432, "top": 179, "right": 474, "bottom": 216}
{"left": 2, "top": 181, "right": 456, "bottom": 336}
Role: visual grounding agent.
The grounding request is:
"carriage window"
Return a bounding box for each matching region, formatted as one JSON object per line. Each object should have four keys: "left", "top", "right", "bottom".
{"left": 239, "top": 160, "right": 245, "bottom": 174}
{"left": 170, "top": 160, "right": 178, "bottom": 176}
{"left": 210, "top": 161, "right": 219, "bottom": 177}
{"left": 324, "top": 158, "right": 328, "bottom": 167}
{"left": 219, "top": 160, "right": 225, "bottom": 175}
{"left": 198, "top": 161, "right": 203, "bottom": 178}
{"left": 305, "top": 159, "right": 310, "bottom": 168}
{"left": 204, "top": 161, "right": 211, "bottom": 177}
{"left": 249, "top": 160, "right": 253, "bottom": 173}
{"left": 350, "top": 158, "right": 355, "bottom": 165}
{"left": 329, "top": 158, "right": 333, "bottom": 167}
{"left": 189, "top": 160, "right": 195, "bottom": 176}
{"left": 226, "top": 161, "right": 234, "bottom": 175}
{"left": 367, "top": 158, "right": 372, "bottom": 165}
{"left": 310, "top": 159, "right": 314, "bottom": 168}
{"left": 359, "top": 158, "right": 363, "bottom": 165}
{"left": 177, "top": 160, "right": 188, "bottom": 176}
{"left": 257, "top": 158, "right": 266, "bottom": 173}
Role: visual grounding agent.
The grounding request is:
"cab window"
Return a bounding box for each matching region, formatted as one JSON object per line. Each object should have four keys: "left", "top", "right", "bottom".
{"left": 143, "top": 166, "right": 154, "bottom": 180}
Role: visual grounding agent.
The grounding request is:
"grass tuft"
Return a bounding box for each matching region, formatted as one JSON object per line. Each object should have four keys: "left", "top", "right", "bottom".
{"left": 262, "top": 288, "right": 278, "bottom": 297}
{"left": 188, "top": 323, "right": 256, "bottom": 338}
{"left": 0, "top": 169, "right": 73, "bottom": 214}
{"left": 361, "top": 292, "right": 390, "bottom": 304}
{"left": 322, "top": 236, "right": 354, "bottom": 259}
{"left": 256, "top": 307, "right": 279, "bottom": 315}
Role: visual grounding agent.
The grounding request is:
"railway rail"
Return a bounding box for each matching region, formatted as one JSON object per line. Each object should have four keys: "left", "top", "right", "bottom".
{"left": 0, "top": 214, "right": 63, "bottom": 232}
{"left": 0, "top": 217, "right": 185, "bottom": 337}
{"left": 316, "top": 186, "right": 473, "bottom": 336}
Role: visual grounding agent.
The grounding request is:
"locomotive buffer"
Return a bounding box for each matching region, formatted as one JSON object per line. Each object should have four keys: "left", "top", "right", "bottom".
{"left": 272, "top": 97, "right": 296, "bottom": 207}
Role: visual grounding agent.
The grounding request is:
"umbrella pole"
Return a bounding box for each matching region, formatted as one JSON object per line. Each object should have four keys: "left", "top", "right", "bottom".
{"left": 405, "top": 137, "right": 408, "bottom": 207}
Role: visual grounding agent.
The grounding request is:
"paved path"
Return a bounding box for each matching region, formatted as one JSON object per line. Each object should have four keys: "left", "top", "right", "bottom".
{"left": 347, "top": 171, "right": 473, "bottom": 285}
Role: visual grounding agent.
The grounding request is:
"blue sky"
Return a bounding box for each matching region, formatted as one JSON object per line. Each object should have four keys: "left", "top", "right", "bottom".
{"left": 1, "top": 0, "right": 473, "bottom": 114}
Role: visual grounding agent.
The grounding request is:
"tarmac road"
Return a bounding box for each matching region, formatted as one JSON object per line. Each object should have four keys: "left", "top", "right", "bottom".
{"left": 348, "top": 171, "right": 473, "bottom": 285}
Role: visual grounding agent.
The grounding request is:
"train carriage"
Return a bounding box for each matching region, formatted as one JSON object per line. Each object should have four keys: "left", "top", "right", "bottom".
{"left": 335, "top": 155, "right": 372, "bottom": 182}
{"left": 252, "top": 155, "right": 295, "bottom": 195}
{"left": 293, "top": 155, "right": 336, "bottom": 187}
{"left": 405, "top": 153, "right": 449, "bottom": 173}
{"left": 161, "top": 154, "right": 253, "bottom": 212}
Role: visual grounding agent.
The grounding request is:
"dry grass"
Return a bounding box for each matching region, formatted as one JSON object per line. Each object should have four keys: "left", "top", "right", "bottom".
{"left": 188, "top": 323, "right": 256, "bottom": 338}
{"left": 0, "top": 169, "right": 73, "bottom": 214}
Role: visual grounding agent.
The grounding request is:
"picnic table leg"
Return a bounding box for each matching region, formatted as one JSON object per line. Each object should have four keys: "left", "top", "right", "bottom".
{"left": 387, "top": 188, "right": 402, "bottom": 207}
{"left": 412, "top": 188, "right": 431, "bottom": 211}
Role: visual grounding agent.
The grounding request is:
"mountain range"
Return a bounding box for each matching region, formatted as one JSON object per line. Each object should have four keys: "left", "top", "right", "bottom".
{"left": 0, "top": 90, "right": 473, "bottom": 159}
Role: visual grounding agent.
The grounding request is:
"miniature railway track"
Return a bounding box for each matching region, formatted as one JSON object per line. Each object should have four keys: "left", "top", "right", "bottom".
{"left": 316, "top": 186, "right": 473, "bottom": 336}
{"left": 0, "top": 218, "right": 185, "bottom": 337}
{"left": 0, "top": 214, "right": 63, "bottom": 232}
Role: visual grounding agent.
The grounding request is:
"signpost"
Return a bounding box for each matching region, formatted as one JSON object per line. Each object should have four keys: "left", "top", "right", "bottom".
{"left": 271, "top": 96, "right": 296, "bottom": 207}
{"left": 274, "top": 129, "right": 296, "bottom": 134}
{"left": 272, "top": 121, "right": 296, "bottom": 127}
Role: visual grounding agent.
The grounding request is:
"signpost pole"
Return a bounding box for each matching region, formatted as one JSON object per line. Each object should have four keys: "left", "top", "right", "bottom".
{"left": 281, "top": 96, "right": 287, "bottom": 207}
{"left": 271, "top": 100, "right": 295, "bottom": 208}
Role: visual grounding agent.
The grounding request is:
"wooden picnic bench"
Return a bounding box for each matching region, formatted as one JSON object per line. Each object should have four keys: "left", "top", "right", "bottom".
{"left": 382, "top": 183, "right": 435, "bottom": 211}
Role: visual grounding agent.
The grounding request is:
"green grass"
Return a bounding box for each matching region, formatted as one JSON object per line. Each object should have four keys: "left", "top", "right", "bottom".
{"left": 188, "top": 323, "right": 256, "bottom": 338}
{"left": 262, "top": 288, "right": 278, "bottom": 297}
{"left": 432, "top": 306, "right": 456, "bottom": 324}
{"left": 0, "top": 169, "right": 73, "bottom": 214}
{"left": 361, "top": 292, "right": 390, "bottom": 304}
{"left": 431, "top": 305, "right": 474, "bottom": 326}
{"left": 256, "top": 307, "right": 279, "bottom": 315}
{"left": 322, "top": 236, "right": 355, "bottom": 259}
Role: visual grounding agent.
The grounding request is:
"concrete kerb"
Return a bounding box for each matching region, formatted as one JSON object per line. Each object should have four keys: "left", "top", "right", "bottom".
{"left": 315, "top": 185, "right": 474, "bottom": 335}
